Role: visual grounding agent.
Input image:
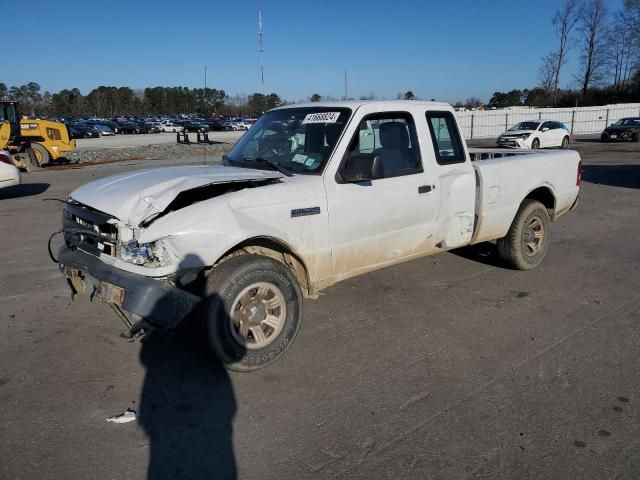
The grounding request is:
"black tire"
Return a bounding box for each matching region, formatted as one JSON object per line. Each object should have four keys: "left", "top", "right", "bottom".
{"left": 496, "top": 200, "right": 551, "bottom": 270}
{"left": 30, "top": 143, "right": 51, "bottom": 166}
{"left": 21, "top": 147, "right": 41, "bottom": 172}
{"left": 203, "top": 255, "right": 303, "bottom": 372}
{"left": 531, "top": 138, "right": 540, "bottom": 150}
{"left": 561, "top": 136, "right": 569, "bottom": 149}
{"left": 600, "top": 133, "right": 609, "bottom": 143}
{"left": 632, "top": 132, "right": 639, "bottom": 142}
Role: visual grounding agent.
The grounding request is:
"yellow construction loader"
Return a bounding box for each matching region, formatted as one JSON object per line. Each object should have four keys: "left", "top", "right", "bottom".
{"left": 0, "top": 100, "right": 76, "bottom": 171}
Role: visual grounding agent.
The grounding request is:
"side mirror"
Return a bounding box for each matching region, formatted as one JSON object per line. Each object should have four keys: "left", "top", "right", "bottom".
{"left": 341, "top": 154, "right": 384, "bottom": 182}
{"left": 542, "top": 127, "right": 549, "bottom": 132}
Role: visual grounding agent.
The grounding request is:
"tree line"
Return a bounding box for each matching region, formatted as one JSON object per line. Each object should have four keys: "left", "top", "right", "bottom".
{"left": 0, "top": 82, "right": 283, "bottom": 118}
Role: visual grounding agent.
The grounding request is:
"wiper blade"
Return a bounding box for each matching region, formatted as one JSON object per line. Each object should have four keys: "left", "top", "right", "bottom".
{"left": 244, "top": 157, "right": 293, "bottom": 177}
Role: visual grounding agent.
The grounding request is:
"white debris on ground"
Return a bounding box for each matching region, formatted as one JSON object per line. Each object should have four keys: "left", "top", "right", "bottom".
{"left": 106, "top": 409, "right": 137, "bottom": 424}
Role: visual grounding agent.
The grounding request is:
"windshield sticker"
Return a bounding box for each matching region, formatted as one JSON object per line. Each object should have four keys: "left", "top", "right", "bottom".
{"left": 302, "top": 112, "right": 341, "bottom": 124}
{"left": 291, "top": 153, "right": 308, "bottom": 164}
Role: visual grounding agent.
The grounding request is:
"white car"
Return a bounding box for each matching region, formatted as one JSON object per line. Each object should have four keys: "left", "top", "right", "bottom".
{"left": 94, "top": 125, "right": 116, "bottom": 136}
{"left": 160, "top": 123, "right": 184, "bottom": 133}
{"left": 234, "top": 121, "right": 252, "bottom": 130}
{"left": 498, "top": 120, "right": 571, "bottom": 149}
{"left": 0, "top": 151, "right": 21, "bottom": 189}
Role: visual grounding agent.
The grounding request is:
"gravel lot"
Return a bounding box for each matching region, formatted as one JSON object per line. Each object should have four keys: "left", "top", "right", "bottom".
{"left": 65, "top": 130, "right": 244, "bottom": 164}
{"left": 0, "top": 136, "right": 639, "bottom": 479}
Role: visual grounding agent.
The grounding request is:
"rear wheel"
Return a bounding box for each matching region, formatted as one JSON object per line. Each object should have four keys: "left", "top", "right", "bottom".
{"left": 632, "top": 132, "right": 639, "bottom": 142}
{"left": 497, "top": 200, "right": 551, "bottom": 270}
{"left": 561, "top": 136, "right": 569, "bottom": 149}
{"left": 203, "top": 255, "right": 303, "bottom": 372}
{"left": 30, "top": 143, "right": 51, "bottom": 166}
{"left": 531, "top": 138, "right": 540, "bottom": 150}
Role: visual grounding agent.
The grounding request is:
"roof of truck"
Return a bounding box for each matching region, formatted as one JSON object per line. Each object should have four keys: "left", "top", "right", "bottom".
{"left": 272, "top": 100, "right": 451, "bottom": 111}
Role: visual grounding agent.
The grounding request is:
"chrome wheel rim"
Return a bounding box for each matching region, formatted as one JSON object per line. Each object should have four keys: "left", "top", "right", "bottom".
{"left": 229, "top": 282, "right": 286, "bottom": 350}
{"left": 522, "top": 216, "right": 545, "bottom": 256}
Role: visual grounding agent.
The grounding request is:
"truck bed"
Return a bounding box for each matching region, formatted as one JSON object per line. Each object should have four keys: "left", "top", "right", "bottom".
{"left": 470, "top": 148, "right": 581, "bottom": 244}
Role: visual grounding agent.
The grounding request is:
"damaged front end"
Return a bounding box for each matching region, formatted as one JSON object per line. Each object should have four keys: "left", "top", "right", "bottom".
{"left": 55, "top": 165, "right": 285, "bottom": 336}
{"left": 58, "top": 200, "right": 201, "bottom": 334}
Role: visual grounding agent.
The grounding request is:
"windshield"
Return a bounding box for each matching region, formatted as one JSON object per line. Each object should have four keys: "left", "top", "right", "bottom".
{"left": 224, "top": 107, "right": 351, "bottom": 174}
{"left": 614, "top": 118, "right": 640, "bottom": 126}
{"left": 509, "top": 121, "right": 540, "bottom": 131}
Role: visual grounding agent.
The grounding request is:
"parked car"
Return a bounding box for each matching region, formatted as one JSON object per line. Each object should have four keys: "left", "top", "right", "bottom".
{"left": 221, "top": 121, "right": 239, "bottom": 131}
{"left": 67, "top": 123, "right": 100, "bottom": 139}
{"left": 0, "top": 150, "right": 21, "bottom": 189}
{"left": 160, "top": 123, "right": 184, "bottom": 133}
{"left": 56, "top": 101, "right": 581, "bottom": 372}
{"left": 497, "top": 120, "right": 570, "bottom": 149}
{"left": 600, "top": 117, "right": 640, "bottom": 142}
{"left": 234, "top": 120, "right": 252, "bottom": 130}
{"left": 177, "top": 121, "right": 209, "bottom": 133}
{"left": 94, "top": 124, "right": 115, "bottom": 136}
{"left": 116, "top": 122, "right": 142, "bottom": 134}
{"left": 205, "top": 120, "right": 226, "bottom": 131}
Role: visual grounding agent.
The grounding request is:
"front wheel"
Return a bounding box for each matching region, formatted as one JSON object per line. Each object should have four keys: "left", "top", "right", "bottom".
{"left": 632, "top": 132, "right": 639, "bottom": 142}
{"left": 531, "top": 138, "right": 540, "bottom": 150}
{"left": 203, "top": 255, "right": 303, "bottom": 372}
{"left": 496, "top": 200, "right": 551, "bottom": 270}
{"left": 561, "top": 136, "right": 569, "bottom": 149}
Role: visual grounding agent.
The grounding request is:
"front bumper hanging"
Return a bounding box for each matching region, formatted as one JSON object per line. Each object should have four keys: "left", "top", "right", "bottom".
{"left": 58, "top": 246, "right": 201, "bottom": 330}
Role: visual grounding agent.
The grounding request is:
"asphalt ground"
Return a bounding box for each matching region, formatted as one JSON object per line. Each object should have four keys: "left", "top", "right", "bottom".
{"left": 0, "top": 135, "right": 639, "bottom": 479}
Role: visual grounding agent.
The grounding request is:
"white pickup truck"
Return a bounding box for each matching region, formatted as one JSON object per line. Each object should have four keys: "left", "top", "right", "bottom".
{"left": 57, "top": 101, "right": 581, "bottom": 371}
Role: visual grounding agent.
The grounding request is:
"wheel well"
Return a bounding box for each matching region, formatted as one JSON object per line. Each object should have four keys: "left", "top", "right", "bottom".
{"left": 524, "top": 187, "right": 556, "bottom": 220}
{"left": 216, "top": 237, "right": 314, "bottom": 298}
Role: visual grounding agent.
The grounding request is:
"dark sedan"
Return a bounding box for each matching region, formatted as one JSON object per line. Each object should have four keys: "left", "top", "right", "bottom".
{"left": 177, "top": 120, "right": 209, "bottom": 133}
{"left": 601, "top": 117, "right": 640, "bottom": 142}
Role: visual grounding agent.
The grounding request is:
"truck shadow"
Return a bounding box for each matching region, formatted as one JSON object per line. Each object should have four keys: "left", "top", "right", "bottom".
{"left": 582, "top": 164, "right": 640, "bottom": 189}
{"left": 449, "top": 242, "right": 511, "bottom": 268}
{"left": 138, "top": 258, "right": 241, "bottom": 479}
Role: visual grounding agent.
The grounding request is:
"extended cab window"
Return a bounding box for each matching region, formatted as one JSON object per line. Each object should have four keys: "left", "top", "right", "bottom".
{"left": 347, "top": 113, "right": 422, "bottom": 178}
{"left": 426, "top": 111, "right": 465, "bottom": 165}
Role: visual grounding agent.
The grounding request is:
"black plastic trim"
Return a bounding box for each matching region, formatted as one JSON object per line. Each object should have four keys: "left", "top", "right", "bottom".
{"left": 58, "top": 247, "right": 200, "bottom": 329}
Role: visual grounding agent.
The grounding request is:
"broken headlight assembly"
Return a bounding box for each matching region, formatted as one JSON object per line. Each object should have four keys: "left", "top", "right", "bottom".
{"left": 118, "top": 239, "right": 173, "bottom": 267}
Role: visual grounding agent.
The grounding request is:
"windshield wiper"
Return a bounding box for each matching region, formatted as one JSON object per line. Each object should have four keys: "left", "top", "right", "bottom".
{"left": 244, "top": 157, "right": 293, "bottom": 177}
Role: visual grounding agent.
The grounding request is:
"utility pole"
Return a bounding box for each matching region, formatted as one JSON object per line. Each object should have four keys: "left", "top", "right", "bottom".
{"left": 258, "top": 9, "right": 265, "bottom": 93}
{"left": 204, "top": 65, "right": 208, "bottom": 113}
{"left": 344, "top": 70, "right": 348, "bottom": 100}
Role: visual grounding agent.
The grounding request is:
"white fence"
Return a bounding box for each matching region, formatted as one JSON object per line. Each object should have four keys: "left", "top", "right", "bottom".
{"left": 455, "top": 103, "right": 640, "bottom": 139}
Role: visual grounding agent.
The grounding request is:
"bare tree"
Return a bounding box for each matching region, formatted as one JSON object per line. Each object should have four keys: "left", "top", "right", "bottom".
{"left": 606, "top": 11, "right": 640, "bottom": 89}
{"left": 539, "top": 52, "right": 559, "bottom": 91}
{"left": 549, "top": 0, "right": 583, "bottom": 104}
{"left": 625, "top": 0, "right": 640, "bottom": 38}
{"left": 576, "top": 0, "right": 608, "bottom": 95}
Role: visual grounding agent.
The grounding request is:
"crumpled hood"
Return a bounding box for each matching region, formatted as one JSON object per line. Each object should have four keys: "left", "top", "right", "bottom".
{"left": 70, "top": 165, "right": 283, "bottom": 226}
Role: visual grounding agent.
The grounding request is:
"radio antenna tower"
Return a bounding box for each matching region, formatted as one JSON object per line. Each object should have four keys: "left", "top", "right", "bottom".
{"left": 258, "top": 9, "right": 264, "bottom": 92}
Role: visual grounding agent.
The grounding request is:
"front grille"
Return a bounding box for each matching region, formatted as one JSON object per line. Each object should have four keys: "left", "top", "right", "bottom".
{"left": 63, "top": 202, "right": 118, "bottom": 257}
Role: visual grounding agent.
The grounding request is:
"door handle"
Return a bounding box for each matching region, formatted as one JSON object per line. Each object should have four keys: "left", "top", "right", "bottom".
{"left": 418, "top": 185, "right": 434, "bottom": 194}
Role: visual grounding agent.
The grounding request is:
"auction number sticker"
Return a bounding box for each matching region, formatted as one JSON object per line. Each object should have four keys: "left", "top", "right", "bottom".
{"left": 302, "top": 112, "right": 341, "bottom": 124}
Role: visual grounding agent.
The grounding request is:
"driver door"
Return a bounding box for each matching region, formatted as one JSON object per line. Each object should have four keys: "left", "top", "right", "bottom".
{"left": 324, "top": 112, "right": 440, "bottom": 279}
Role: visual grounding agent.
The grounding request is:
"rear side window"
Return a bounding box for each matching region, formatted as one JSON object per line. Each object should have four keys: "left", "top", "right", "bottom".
{"left": 426, "top": 111, "right": 465, "bottom": 164}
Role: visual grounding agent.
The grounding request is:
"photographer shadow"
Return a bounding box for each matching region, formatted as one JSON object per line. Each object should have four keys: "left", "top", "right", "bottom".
{"left": 138, "top": 254, "right": 241, "bottom": 479}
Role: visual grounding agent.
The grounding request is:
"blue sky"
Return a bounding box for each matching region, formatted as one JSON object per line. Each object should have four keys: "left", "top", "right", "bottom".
{"left": 3, "top": 0, "right": 625, "bottom": 103}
